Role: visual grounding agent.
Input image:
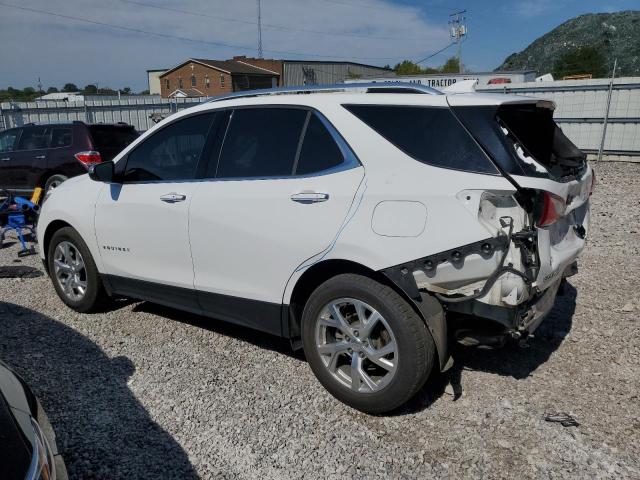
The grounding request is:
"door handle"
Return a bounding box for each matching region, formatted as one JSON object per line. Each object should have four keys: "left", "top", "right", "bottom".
{"left": 0, "top": 157, "right": 9, "bottom": 162}
{"left": 290, "top": 192, "right": 329, "bottom": 204}
{"left": 160, "top": 193, "right": 187, "bottom": 203}
{"left": 34, "top": 155, "right": 46, "bottom": 160}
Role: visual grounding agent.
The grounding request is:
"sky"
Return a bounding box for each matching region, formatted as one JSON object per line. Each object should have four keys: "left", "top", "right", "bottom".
{"left": 0, "top": 0, "right": 637, "bottom": 92}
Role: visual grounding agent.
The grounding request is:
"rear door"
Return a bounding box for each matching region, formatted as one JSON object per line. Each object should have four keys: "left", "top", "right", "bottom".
{"left": 94, "top": 112, "right": 218, "bottom": 309}
{"left": 188, "top": 107, "right": 364, "bottom": 334}
{"left": 0, "top": 128, "right": 21, "bottom": 190}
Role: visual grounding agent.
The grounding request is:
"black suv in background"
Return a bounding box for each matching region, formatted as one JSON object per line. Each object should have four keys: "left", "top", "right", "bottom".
{"left": 0, "top": 121, "right": 138, "bottom": 195}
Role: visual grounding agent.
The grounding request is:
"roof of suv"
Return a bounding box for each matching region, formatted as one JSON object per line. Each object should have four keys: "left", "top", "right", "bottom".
{"left": 198, "top": 82, "right": 545, "bottom": 110}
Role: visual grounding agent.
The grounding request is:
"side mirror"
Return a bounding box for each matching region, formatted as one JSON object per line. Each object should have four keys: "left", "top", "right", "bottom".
{"left": 88, "top": 161, "right": 117, "bottom": 183}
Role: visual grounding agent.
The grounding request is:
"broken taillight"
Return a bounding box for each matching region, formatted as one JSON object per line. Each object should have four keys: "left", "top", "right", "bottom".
{"left": 537, "top": 191, "right": 566, "bottom": 227}
{"left": 74, "top": 151, "right": 102, "bottom": 168}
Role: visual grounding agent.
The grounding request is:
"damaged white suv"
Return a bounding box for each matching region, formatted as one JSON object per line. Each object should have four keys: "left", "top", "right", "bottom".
{"left": 38, "top": 83, "right": 594, "bottom": 413}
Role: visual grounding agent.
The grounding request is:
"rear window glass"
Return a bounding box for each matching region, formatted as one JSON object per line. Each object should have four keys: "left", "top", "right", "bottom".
{"left": 344, "top": 105, "right": 497, "bottom": 174}
{"left": 216, "top": 108, "right": 307, "bottom": 178}
{"left": 295, "top": 114, "right": 344, "bottom": 175}
{"left": 50, "top": 128, "right": 72, "bottom": 148}
{"left": 497, "top": 105, "right": 555, "bottom": 165}
{"left": 89, "top": 125, "right": 139, "bottom": 161}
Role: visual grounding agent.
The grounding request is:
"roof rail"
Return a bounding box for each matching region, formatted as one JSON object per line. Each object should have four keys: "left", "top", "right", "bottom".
{"left": 207, "top": 82, "right": 442, "bottom": 103}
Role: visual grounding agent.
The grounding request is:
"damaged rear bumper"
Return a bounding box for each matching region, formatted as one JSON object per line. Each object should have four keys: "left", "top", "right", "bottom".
{"left": 445, "top": 261, "right": 576, "bottom": 335}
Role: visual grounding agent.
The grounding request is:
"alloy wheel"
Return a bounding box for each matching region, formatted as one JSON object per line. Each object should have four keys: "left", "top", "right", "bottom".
{"left": 315, "top": 298, "right": 398, "bottom": 393}
{"left": 53, "top": 241, "right": 87, "bottom": 301}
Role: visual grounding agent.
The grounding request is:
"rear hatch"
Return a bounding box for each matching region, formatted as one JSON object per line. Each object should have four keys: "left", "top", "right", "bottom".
{"left": 449, "top": 96, "right": 594, "bottom": 291}
{"left": 88, "top": 124, "right": 139, "bottom": 162}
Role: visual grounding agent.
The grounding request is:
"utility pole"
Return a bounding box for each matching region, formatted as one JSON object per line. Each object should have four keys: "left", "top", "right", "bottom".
{"left": 257, "top": 0, "right": 263, "bottom": 58}
{"left": 449, "top": 10, "right": 467, "bottom": 73}
{"left": 598, "top": 58, "right": 617, "bottom": 162}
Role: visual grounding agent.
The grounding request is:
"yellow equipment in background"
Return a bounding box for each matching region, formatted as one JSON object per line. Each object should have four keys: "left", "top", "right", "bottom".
{"left": 30, "top": 187, "right": 43, "bottom": 206}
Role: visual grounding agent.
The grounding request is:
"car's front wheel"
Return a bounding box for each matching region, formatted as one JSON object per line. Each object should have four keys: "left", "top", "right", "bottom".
{"left": 301, "top": 274, "right": 435, "bottom": 414}
{"left": 47, "top": 227, "right": 108, "bottom": 313}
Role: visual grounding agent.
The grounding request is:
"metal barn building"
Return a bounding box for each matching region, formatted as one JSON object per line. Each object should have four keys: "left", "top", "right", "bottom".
{"left": 280, "top": 60, "right": 395, "bottom": 86}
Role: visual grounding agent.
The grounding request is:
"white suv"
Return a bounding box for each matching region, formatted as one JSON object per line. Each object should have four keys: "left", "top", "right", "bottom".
{"left": 37, "top": 83, "right": 593, "bottom": 413}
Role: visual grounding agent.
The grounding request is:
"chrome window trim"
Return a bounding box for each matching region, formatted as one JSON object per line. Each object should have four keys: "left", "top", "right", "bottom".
{"left": 118, "top": 104, "right": 362, "bottom": 185}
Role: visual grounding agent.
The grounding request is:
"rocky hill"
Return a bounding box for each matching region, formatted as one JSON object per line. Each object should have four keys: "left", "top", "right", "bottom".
{"left": 497, "top": 11, "right": 640, "bottom": 77}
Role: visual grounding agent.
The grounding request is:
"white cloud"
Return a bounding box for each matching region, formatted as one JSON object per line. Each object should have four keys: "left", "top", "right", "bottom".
{"left": 0, "top": 0, "right": 450, "bottom": 90}
{"left": 513, "top": 0, "right": 556, "bottom": 17}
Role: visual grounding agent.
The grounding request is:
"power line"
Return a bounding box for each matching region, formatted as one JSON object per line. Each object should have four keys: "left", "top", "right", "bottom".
{"left": 0, "top": 2, "right": 414, "bottom": 61}
{"left": 117, "top": 0, "right": 441, "bottom": 42}
{"left": 415, "top": 42, "right": 456, "bottom": 64}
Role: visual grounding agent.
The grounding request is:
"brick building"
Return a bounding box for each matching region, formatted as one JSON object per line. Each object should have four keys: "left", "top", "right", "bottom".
{"left": 158, "top": 57, "right": 395, "bottom": 98}
{"left": 159, "top": 58, "right": 279, "bottom": 98}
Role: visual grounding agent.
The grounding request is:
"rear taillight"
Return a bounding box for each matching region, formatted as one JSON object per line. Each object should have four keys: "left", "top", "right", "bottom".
{"left": 537, "top": 191, "right": 566, "bottom": 227}
{"left": 74, "top": 151, "right": 102, "bottom": 168}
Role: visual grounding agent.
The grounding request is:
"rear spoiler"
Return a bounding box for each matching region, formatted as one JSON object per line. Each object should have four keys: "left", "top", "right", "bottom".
{"left": 440, "top": 79, "right": 478, "bottom": 94}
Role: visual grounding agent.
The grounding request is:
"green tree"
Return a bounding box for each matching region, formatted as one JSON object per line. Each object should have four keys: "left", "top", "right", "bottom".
{"left": 62, "top": 83, "right": 78, "bottom": 92}
{"left": 440, "top": 57, "right": 461, "bottom": 73}
{"left": 394, "top": 57, "right": 461, "bottom": 76}
{"left": 120, "top": 87, "right": 132, "bottom": 95}
{"left": 46, "top": 86, "right": 59, "bottom": 93}
{"left": 552, "top": 46, "right": 607, "bottom": 79}
{"left": 83, "top": 84, "right": 98, "bottom": 94}
{"left": 394, "top": 60, "right": 424, "bottom": 75}
{"left": 0, "top": 86, "right": 40, "bottom": 101}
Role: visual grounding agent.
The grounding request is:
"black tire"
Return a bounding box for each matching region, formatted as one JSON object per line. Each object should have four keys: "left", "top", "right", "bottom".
{"left": 47, "top": 226, "right": 109, "bottom": 313}
{"left": 301, "top": 273, "right": 435, "bottom": 414}
{"left": 44, "top": 174, "right": 68, "bottom": 198}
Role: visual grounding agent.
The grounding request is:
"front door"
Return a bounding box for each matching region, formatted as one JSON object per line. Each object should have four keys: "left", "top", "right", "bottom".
{"left": 12, "top": 126, "right": 50, "bottom": 191}
{"left": 94, "top": 112, "right": 217, "bottom": 309}
{"left": 189, "top": 107, "right": 364, "bottom": 334}
{"left": 0, "top": 128, "right": 21, "bottom": 190}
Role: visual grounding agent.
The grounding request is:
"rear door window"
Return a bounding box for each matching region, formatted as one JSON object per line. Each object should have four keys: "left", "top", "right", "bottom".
{"left": 16, "top": 126, "right": 50, "bottom": 151}
{"left": 344, "top": 105, "right": 498, "bottom": 174}
{"left": 89, "top": 125, "right": 139, "bottom": 161}
{"left": 50, "top": 127, "right": 72, "bottom": 148}
{"left": 215, "top": 108, "right": 307, "bottom": 178}
{"left": 295, "top": 113, "right": 345, "bottom": 175}
{"left": 123, "top": 113, "right": 215, "bottom": 182}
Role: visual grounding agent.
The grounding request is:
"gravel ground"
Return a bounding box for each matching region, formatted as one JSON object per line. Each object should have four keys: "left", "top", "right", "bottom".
{"left": 0, "top": 161, "right": 639, "bottom": 479}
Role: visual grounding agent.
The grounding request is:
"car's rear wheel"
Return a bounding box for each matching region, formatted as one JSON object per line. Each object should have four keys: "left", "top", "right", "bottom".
{"left": 47, "top": 227, "right": 108, "bottom": 313}
{"left": 44, "top": 174, "right": 68, "bottom": 196}
{"left": 301, "top": 273, "right": 435, "bottom": 414}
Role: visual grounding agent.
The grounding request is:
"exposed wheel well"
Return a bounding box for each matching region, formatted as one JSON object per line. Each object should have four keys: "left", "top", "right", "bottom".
{"left": 287, "top": 259, "right": 427, "bottom": 344}
{"left": 42, "top": 220, "right": 73, "bottom": 271}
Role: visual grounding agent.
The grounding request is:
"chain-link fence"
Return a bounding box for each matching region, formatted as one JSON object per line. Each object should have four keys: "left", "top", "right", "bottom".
{"left": 0, "top": 96, "right": 208, "bottom": 133}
